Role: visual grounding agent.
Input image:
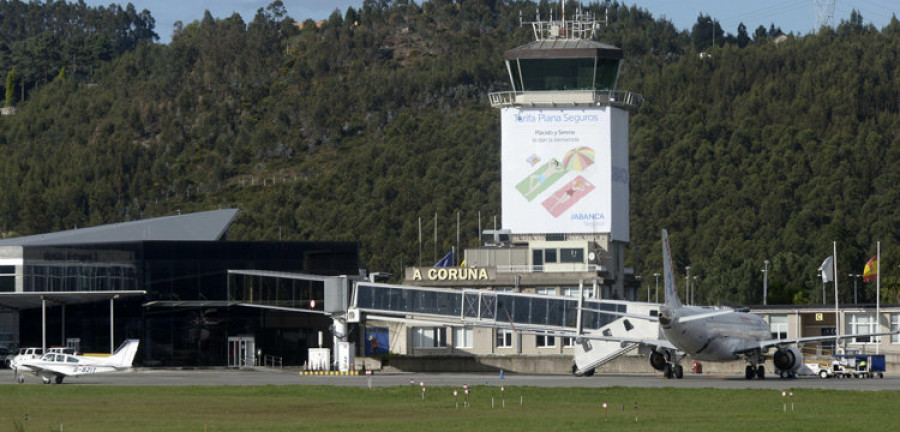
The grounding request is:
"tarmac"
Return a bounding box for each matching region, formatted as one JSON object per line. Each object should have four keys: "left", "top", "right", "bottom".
{"left": 1, "top": 367, "right": 898, "bottom": 391}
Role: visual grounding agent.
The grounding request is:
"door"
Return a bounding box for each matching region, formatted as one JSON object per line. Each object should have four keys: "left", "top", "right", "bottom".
{"left": 227, "top": 336, "right": 256, "bottom": 367}
{"left": 532, "top": 249, "right": 543, "bottom": 272}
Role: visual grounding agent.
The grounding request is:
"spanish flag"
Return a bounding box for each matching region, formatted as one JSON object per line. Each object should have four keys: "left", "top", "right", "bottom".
{"left": 862, "top": 256, "right": 877, "bottom": 283}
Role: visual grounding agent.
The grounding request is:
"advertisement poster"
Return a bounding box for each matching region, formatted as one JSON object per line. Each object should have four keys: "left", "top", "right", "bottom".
{"left": 501, "top": 107, "right": 629, "bottom": 241}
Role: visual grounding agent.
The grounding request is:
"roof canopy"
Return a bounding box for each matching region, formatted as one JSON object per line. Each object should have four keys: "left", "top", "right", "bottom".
{"left": 0, "top": 209, "right": 239, "bottom": 246}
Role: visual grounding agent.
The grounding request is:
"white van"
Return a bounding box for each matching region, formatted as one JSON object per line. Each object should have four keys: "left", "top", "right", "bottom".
{"left": 9, "top": 347, "right": 43, "bottom": 369}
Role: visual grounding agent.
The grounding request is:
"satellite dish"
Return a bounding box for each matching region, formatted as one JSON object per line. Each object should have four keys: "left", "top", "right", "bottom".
{"left": 588, "top": 252, "right": 596, "bottom": 261}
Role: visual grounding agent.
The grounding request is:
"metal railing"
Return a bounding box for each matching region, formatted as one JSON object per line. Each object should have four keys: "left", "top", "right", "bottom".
{"left": 496, "top": 264, "right": 605, "bottom": 273}
{"left": 260, "top": 354, "right": 283, "bottom": 369}
{"left": 489, "top": 90, "right": 643, "bottom": 111}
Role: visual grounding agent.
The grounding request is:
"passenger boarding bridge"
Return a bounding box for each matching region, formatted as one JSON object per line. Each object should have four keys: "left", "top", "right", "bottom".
{"left": 221, "top": 270, "right": 659, "bottom": 373}
{"left": 349, "top": 282, "right": 660, "bottom": 374}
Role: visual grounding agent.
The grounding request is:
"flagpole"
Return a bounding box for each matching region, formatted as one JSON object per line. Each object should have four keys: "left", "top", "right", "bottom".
{"left": 877, "top": 241, "right": 881, "bottom": 355}
{"left": 833, "top": 241, "right": 839, "bottom": 343}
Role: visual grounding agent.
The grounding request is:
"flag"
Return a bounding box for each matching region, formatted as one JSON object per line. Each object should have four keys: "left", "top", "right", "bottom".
{"left": 434, "top": 251, "right": 453, "bottom": 267}
{"left": 460, "top": 259, "right": 466, "bottom": 267}
{"left": 819, "top": 256, "right": 834, "bottom": 283}
{"left": 863, "top": 256, "right": 877, "bottom": 283}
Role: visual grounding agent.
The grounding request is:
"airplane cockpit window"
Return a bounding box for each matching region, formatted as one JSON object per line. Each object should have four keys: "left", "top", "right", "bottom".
{"left": 66, "top": 356, "right": 79, "bottom": 363}
{"left": 41, "top": 354, "right": 54, "bottom": 361}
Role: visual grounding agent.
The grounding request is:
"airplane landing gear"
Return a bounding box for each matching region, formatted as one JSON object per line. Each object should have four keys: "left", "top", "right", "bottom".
{"left": 41, "top": 376, "right": 51, "bottom": 384}
{"left": 55, "top": 375, "right": 64, "bottom": 384}
{"left": 663, "top": 363, "right": 684, "bottom": 379}
{"left": 744, "top": 364, "right": 766, "bottom": 379}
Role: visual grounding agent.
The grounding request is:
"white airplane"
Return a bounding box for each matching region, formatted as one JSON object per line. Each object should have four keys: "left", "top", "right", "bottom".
{"left": 12, "top": 339, "right": 140, "bottom": 384}
{"left": 582, "top": 229, "right": 898, "bottom": 380}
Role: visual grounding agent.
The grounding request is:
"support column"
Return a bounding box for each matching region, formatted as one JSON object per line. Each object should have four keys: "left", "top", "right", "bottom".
{"left": 61, "top": 304, "right": 66, "bottom": 347}
{"left": 109, "top": 296, "right": 117, "bottom": 353}
{"left": 41, "top": 297, "right": 46, "bottom": 353}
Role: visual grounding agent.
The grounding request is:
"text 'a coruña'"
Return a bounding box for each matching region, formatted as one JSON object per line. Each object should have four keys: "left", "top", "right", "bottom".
{"left": 413, "top": 267, "right": 489, "bottom": 281}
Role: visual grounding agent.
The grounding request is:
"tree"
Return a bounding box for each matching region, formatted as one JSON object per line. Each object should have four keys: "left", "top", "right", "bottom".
{"left": 736, "top": 23, "right": 750, "bottom": 48}
{"left": 4, "top": 68, "right": 14, "bottom": 107}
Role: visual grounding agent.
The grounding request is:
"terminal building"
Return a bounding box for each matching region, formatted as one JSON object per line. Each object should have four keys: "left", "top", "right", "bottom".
{"left": 0, "top": 209, "right": 360, "bottom": 367}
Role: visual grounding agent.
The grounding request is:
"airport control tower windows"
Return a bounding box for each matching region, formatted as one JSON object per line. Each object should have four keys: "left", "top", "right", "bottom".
{"left": 512, "top": 58, "right": 619, "bottom": 92}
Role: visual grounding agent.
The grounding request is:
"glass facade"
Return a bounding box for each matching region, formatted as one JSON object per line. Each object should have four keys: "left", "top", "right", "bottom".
{"left": 16, "top": 240, "right": 359, "bottom": 366}
{"left": 356, "top": 283, "right": 633, "bottom": 331}
{"left": 513, "top": 58, "right": 619, "bottom": 91}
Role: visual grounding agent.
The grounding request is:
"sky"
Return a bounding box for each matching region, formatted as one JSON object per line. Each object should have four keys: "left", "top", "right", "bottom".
{"left": 80, "top": 1, "right": 898, "bottom": 43}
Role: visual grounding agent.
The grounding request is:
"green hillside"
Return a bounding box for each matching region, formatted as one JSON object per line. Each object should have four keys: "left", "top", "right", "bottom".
{"left": 1, "top": 1, "right": 899, "bottom": 305}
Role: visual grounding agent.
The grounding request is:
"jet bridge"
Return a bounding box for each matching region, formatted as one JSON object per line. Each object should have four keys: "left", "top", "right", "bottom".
{"left": 350, "top": 282, "right": 660, "bottom": 374}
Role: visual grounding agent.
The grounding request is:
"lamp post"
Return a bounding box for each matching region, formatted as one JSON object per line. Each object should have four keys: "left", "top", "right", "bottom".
{"left": 653, "top": 273, "right": 660, "bottom": 303}
{"left": 685, "top": 266, "right": 691, "bottom": 305}
{"left": 636, "top": 275, "right": 643, "bottom": 302}
{"left": 848, "top": 273, "right": 860, "bottom": 304}
{"left": 762, "top": 259, "right": 769, "bottom": 306}
{"left": 691, "top": 275, "right": 700, "bottom": 305}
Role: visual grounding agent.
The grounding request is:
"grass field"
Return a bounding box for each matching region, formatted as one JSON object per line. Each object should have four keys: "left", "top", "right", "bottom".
{"left": 1, "top": 384, "right": 896, "bottom": 431}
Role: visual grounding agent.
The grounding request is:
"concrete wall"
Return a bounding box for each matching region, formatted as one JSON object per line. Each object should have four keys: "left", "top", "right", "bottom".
{"left": 364, "top": 353, "right": 900, "bottom": 376}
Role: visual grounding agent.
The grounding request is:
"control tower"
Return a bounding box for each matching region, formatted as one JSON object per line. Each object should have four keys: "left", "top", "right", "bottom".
{"left": 488, "top": 8, "right": 643, "bottom": 299}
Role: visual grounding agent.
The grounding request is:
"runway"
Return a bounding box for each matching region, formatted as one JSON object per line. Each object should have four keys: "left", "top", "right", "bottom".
{"left": 2, "top": 368, "right": 896, "bottom": 391}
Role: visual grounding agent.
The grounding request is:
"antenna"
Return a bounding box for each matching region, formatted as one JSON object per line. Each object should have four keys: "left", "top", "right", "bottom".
{"left": 523, "top": 4, "right": 608, "bottom": 41}
{"left": 815, "top": 0, "right": 835, "bottom": 29}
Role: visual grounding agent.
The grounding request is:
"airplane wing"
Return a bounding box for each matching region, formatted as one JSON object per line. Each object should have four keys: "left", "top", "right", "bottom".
{"left": 740, "top": 329, "right": 900, "bottom": 353}
{"left": 578, "top": 306, "right": 660, "bottom": 322}
{"left": 15, "top": 363, "right": 66, "bottom": 379}
{"left": 575, "top": 331, "right": 678, "bottom": 352}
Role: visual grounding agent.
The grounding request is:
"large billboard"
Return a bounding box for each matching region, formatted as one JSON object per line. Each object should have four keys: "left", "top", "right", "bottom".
{"left": 500, "top": 107, "right": 629, "bottom": 241}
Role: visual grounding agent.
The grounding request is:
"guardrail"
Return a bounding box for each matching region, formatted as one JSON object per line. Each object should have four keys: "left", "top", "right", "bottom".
{"left": 488, "top": 90, "right": 643, "bottom": 111}
{"left": 496, "top": 264, "right": 605, "bottom": 273}
{"left": 261, "top": 354, "right": 283, "bottom": 369}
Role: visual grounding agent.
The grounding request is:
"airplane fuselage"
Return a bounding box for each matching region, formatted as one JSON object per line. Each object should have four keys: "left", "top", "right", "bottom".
{"left": 660, "top": 305, "right": 771, "bottom": 362}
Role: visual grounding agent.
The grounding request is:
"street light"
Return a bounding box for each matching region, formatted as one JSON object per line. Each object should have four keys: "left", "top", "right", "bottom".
{"left": 685, "top": 266, "right": 691, "bottom": 305}
{"left": 762, "top": 259, "right": 769, "bottom": 306}
{"left": 653, "top": 273, "right": 661, "bottom": 303}
{"left": 691, "top": 275, "right": 700, "bottom": 305}
{"left": 849, "top": 273, "right": 861, "bottom": 304}
{"left": 636, "top": 275, "right": 643, "bottom": 302}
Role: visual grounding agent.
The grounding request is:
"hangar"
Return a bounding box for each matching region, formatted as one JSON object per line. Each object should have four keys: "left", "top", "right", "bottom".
{"left": 0, "top": 209, "right": 360, "bottom": 366}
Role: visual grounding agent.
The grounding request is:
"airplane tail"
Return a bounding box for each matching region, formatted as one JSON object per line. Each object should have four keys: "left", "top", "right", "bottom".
{"left": 661, "top": 229, "right": 683, "bottom": 308}
{"left": 107, "top": 339, "right": 140, "bottom": 368}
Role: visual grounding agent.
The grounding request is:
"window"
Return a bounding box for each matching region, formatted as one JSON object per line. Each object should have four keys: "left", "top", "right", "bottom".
{"left": 497, "top": 329, "right": 513, "bottom": 348}
{"left": 560, "top": 248, "right": 584, "bottom": 263}
{"left": 535, "top": 287, "right": 555, "bottom": 296}
{"left": 544, "top": 249, "right": 557, "bottom": 263}
{"left": 769, "top": 315, "right": 787, "bottom": 339}
{"left": 891, "top": 314, "right": 899, "bottom": 344}
{"left": 845, "top": 313, "right": 876, "bottom": 343}
{"left": 561, "top": 286, "right": 594, "bottom": 298}
{"left": 413, "top": 327, "right": 446, "bottom": 349}
{"left": 536, "top": 333, "right": 556, "bottom": 348}
{"left": 563, "top": 337, "right": 576, "bottom": 347}
{"left": 454, "top": 328, "right": 473, "bottom": 349}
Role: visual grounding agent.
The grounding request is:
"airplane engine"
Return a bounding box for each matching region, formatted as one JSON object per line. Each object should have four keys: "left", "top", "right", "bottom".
{"left": 773, "top": 346, "right": 803, "bottom": 374}
{"left": 649, "top": 351, "right": 667, "bottom": 371}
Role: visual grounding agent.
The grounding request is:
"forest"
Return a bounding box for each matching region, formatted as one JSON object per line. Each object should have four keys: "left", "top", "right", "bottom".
{"left": 1, "top": 0, "right": 900, "bottom": 305}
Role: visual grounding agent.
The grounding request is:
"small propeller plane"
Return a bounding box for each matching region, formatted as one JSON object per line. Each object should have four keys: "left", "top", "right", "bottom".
{"left": 12, "top": 339, "right": 140, "bottom": 384}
